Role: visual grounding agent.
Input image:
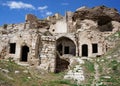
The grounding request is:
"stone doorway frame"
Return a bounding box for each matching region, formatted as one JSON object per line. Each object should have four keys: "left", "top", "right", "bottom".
{"left": 20, "top": 45, "right": 29, "bottom": 62}
{"left": 82, "top": 44, "right": 88, "bottom": 57}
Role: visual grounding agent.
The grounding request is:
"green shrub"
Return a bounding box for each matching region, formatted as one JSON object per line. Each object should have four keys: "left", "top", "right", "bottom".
{"left": 3, "top": 24, "right": 7, "bottom": 29}
{"left": 112, "top": 65, "right": 118, "bottom": 71}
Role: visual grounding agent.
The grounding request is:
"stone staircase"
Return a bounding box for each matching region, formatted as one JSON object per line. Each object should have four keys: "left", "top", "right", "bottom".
{"left": 64, "top": 57, "right": 85, "bottom": 84}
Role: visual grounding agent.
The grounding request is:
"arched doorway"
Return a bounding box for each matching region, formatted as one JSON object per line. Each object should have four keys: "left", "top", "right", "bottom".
{"left": 56, "top": 37, "right": 76, "bottom": 56}
{"left": 55, "top": 37, "right": 76, "bottom": 73}
{"left": 21, "top": 45, "right": 29, "bottom": 62}
{"left": 82, "top": 44, "right": 88, "bottom": 57}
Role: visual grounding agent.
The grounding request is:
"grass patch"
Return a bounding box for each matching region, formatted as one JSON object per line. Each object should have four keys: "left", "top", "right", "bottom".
{"left": 0, "top": 60, "right": 39, "bottom": 86}
{"left": 41, "top": 80, "right": 78, "bottom": 86}
{"left": 83, "top": 60, "right": 95, "bottom": 73}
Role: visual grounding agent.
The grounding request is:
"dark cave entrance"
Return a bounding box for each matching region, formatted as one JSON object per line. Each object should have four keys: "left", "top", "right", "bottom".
{"left": 57, "top": 44, "right": 63, "bottom": 56}
{"left": 82, "top": 44, "right": 88, "bottom": 57}
{"left": 21, "top": 45, "right": 29, "bottom": 62}
{"left": 55, "top": 53, "right": 70, "bottom": 73}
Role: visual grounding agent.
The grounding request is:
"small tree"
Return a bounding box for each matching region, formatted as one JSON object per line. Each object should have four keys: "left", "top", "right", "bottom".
{"left": 3, "top": 24, "right": 7, "bottom": 29}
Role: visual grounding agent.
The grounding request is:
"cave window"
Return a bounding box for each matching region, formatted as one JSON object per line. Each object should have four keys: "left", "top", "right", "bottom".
{"left": 92, "top": 44, "right": 98, "bottom": 53}
{"left": 9, "top": 43, "right": 16, "bottom": 54}
{"left": 64, "top": 46, "right": 69, "bottom": 54}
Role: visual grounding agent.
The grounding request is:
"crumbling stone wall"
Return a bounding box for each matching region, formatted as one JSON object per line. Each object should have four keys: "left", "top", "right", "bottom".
{"left": 6, "top": 30, "right": 40, "bottom": 66}
{"left": 0, "top": 5, "right": 120, "bottom": 73}
{"left": 25, "top": 14, "right": 37, "bottom": 23}
{"left": 46, "top": 13, "right": 63, "bottom": 22}
{"left": 76, "top": 19, "right": 106, "bottom": 57}
{"left": 66, "top": 11, "right": 76, "bottom": 33}
{"left": 77, "top": 30, "right": 106, "bottom": 57}
{"left": 0, "top": 35, "right": 10, "bottom": 59}
{"left": 0, "top": 23, "right": 25, "bottom": 35}
{"left": 39, "top": 36, "right": 56, "bottom": 72}
{"left": 7, "top": 23, "right": 25, "bottom": 30}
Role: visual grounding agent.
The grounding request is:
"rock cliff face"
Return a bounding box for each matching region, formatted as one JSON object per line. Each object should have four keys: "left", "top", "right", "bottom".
{"left": 72, "top": 6, "right": 120, "bottom": 32}
{"left": 73, "top": 5, "right": 120, "bottom": 23}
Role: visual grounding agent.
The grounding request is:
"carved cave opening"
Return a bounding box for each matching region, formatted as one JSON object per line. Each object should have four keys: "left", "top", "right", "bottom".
{"left": 21, "top": 45, "right": 29, "bottom": 62}
{"left": 9, "top": 43, "right": 16, "bottom": 54}
{"left": 82, "top": 44, "right": 88, "bottom": 57}
{"left": 97, "top": 16, "right": 113, "bottom": 32}
{"left": 98, "top": 16, "right": 112, "bottom": 26}
{"left": 92, "top": 44, "right": 98, "bottom": 53}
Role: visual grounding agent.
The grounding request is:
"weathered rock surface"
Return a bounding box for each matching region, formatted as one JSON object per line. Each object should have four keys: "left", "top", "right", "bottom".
{"left": 0, "top": 5, "right": 120, "bottom": 74}
{"left": 73, "top": 5, "right": 120, "bottom": 22}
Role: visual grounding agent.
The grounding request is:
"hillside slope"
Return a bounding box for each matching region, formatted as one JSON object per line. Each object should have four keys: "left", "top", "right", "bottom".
{"left": 0, "top": 32, "right": 120, "bottom": 86}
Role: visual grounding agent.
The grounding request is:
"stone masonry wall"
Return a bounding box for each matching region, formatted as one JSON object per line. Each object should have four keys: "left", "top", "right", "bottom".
{"left": 78, "top": 30, "right": 106, "bottom": 57}
{"left": 7, "top": 30, "right": 40, "bottom": 66}
{"left": 39, "top": 36, "right": 56, "bottom": 72}
{"left": 0, "top": 35, "right": 10, "bottom": 59}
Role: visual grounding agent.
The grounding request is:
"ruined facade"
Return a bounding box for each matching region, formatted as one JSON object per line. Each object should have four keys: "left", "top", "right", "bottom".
{"left": 0, "top": 6, "right": 120, "bottom": 72}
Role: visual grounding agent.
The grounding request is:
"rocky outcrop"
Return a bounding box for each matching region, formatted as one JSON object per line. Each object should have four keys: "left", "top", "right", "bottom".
{"left": 73, "top": 5, "right": 120, "bottom": 23}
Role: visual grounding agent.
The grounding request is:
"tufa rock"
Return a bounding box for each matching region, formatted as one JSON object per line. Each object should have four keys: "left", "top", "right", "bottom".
{"left": 72, "top": 5, "right": 120, "bottom": 22}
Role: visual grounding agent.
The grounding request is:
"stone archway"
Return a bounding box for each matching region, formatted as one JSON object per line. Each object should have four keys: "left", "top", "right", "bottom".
{"left": 20, "top": 45, "right": 29, "bottom": 62}
{"left": 56, "top": 37, "right": 76, "bottom": 56}
{"left": 55, "top": 37, "right": 76, "bottom": 73}
{"left": 82, "top": 44, "right": 88, "bottom": 57}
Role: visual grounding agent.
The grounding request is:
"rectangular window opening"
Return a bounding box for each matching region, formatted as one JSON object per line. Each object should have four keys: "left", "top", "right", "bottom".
{"left": 92, "top": 44, "right": 98, "bottom": 53}
{"left": 9, "top": 43, "right": 16, "bottom": 54}
{"left": 64, "top": 46, "right": 69, "bottom": 54}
